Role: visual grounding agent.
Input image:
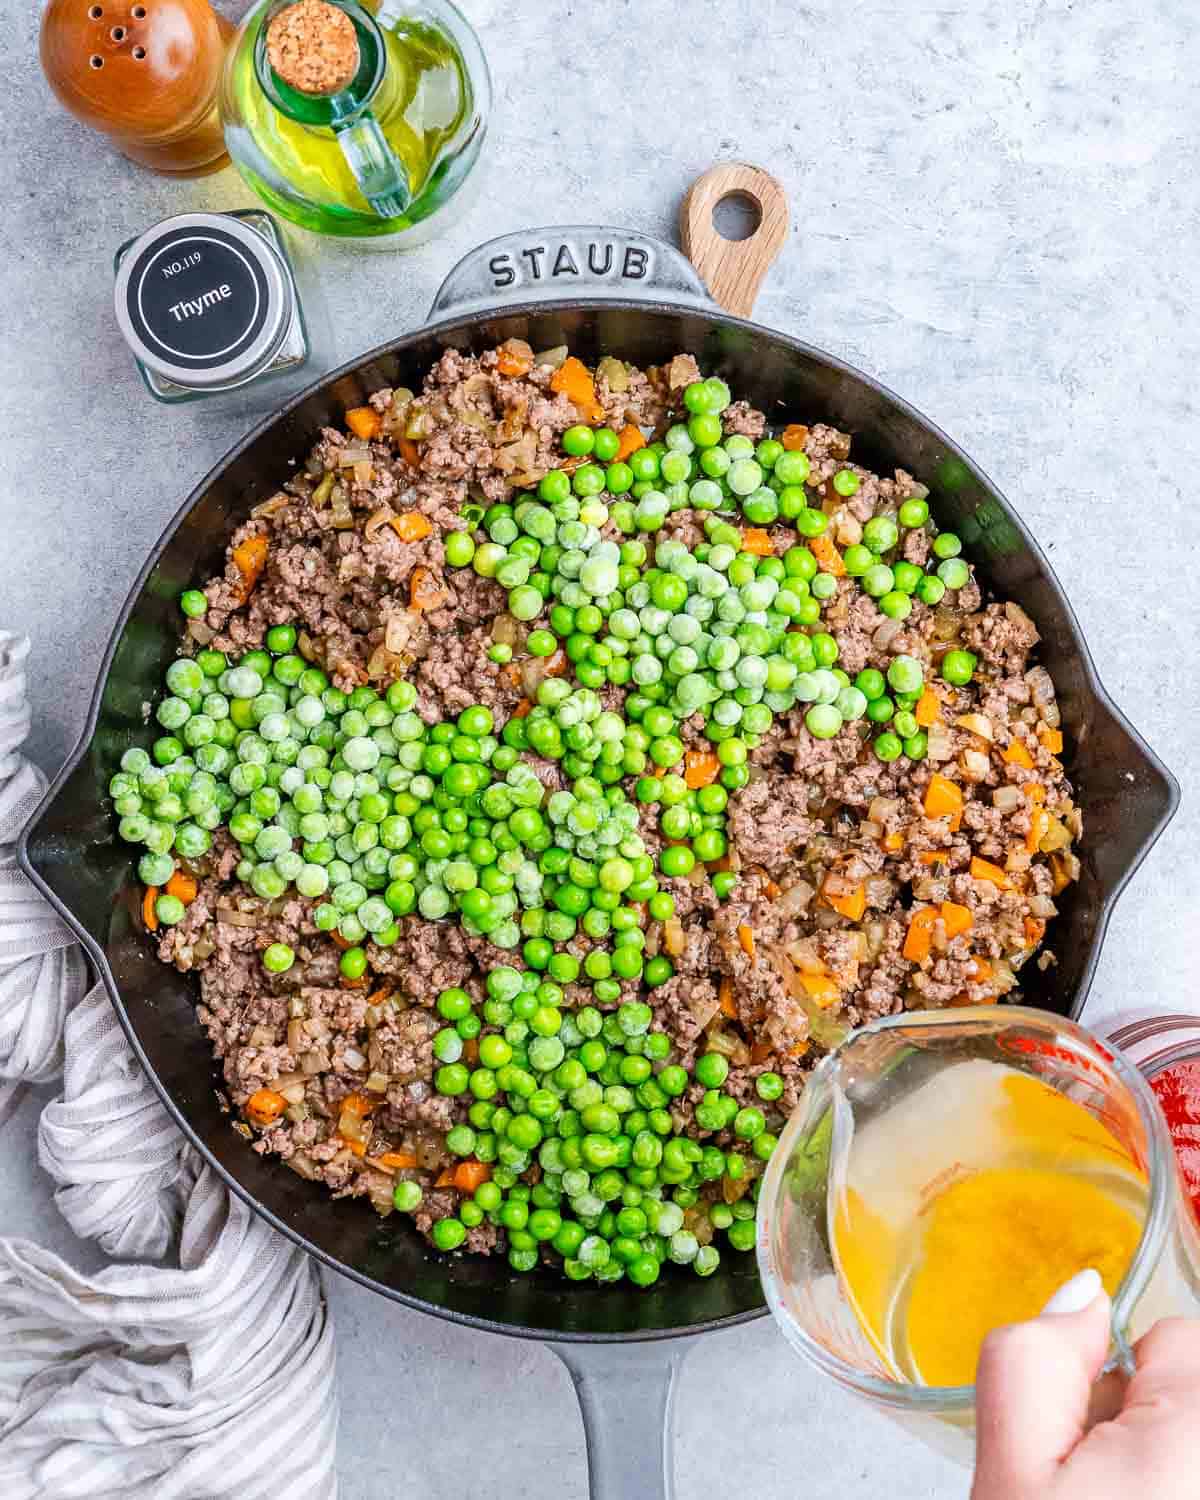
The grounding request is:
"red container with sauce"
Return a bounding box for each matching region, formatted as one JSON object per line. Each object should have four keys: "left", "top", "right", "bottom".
{"left": 1106, "top": 1013, "right": 1200, "bottom": 1225}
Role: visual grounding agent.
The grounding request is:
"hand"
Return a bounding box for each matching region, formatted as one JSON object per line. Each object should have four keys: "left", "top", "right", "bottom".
{"left": 972, "top": 1269, "right": 1200, "bottom": 1500}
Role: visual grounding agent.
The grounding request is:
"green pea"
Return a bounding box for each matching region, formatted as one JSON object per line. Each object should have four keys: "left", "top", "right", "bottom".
{"left": 941, "top": 649, "right": 977, "bottom": 686}
{"left": 898, "top": 496, "right": 930, "bottom": 528}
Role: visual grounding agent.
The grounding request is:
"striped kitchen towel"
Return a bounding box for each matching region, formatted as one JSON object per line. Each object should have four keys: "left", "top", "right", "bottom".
{"left": 0, "top": 631, "right": 339, "bottom": 1499}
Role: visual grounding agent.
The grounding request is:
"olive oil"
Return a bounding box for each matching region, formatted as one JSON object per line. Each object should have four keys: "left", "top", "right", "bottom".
{"left": 221, "top": 0, "right": 489, "bottom": 241}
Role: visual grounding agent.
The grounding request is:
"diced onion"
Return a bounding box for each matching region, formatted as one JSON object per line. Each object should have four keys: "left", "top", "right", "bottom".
{"left": 960, "top": 748, "right": 991, "bottom": 782}
{"left": 337, "top": 444, "right": 370, "bottom": 467}
{"left": 216, "top": 900, "right": 259, "bottom": 924}
{"left": 252, "top": 492, "right": 292, "bottom": 518}
{"left": 663, "top": 918, "right": 686, "bottom": 957}
{"left": 955, "top": 712, "right": 994, "bottom": 742}
{"left": 776, "top": 880, "right": 814, "bottom": 916}
{"left": 534, "top": 345, "right": 569, "bottom": 369}
{"left": 343, "top": 1046, "right": 367, "bottom": 1071}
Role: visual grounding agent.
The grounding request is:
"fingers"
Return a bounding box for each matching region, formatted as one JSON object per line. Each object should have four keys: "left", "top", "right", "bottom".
{"left": 1126, "top": 1318, "right": 1200, "bottom": 1406}
{"left": 972, "top": 1274, "right": 1112, "bottom": 1498}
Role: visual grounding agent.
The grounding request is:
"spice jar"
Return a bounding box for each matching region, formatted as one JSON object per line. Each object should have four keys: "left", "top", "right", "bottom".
{"left": 41, "top": 0, "right": 233, "bottom": 176}
{"left": 113, "top": 209, "right": 331, "bottom": 411}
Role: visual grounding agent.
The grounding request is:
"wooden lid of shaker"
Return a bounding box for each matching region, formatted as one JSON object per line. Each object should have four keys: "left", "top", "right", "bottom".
{"left": 266, "top": 0, "right": 359, "bottom": 96}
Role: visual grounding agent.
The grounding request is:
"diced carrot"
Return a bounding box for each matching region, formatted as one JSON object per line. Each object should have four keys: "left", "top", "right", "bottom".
{"left": 781, "top": 424, "right": 809, "bottom": 451}
{"left": 409, "top": 566, "right": 450, "bottom": 611}
{"left": 505, "top": 663, "right": 523, "bottom": 686}
{"left": 1039, "top": 727, "right": 1064, "bottom": 754}
{"left": 968, "top": 956, "right": 994, "bottom": 982}
{"left": 719, "top": 977, "right": 737, "bottom": 1018}
{"left": 341, "top": 1092, "right": 376, "bottom": 1117}
{"left": 737, "top": 923, "right": 757, "bottom": 960}
{"left": 165, "top": 870, "right": 197, "bottom": 905}
{"left": 543, "top": 649, "right": 568, "bottom": 677}
{"left": 1024, "top": 915, "right": 1047, "bottom": 946}
{"left": 750, "top": 1039, "right": 775, "bottom": 1066}
{"left": 340, "top": 976, "right": 368, "bottom": 990}
{"left": 741, "top": 528, "right": 773, "bottom": 557}
{"left": 917, "top": 849, "right": 951, "bottom": 865}
{"left": 434, "top": 1168, "right": 456, "bottom": 1188}
{"left": 822, "top": 877, "right": 866, "bottom": 922}
{"left": 683, "top": 750, "right": 721, "bottom": 789}
{"left": 463, "top": 1037, "right": 479, "bottom": 1067}
{"left": 512, "top": 698, "right": 533, "bottom": 718}
{"left": 496, "top": 347, "right": 532, "bottom": 377}
{"left": 915, "top": 687, "right": 942, "bottom": 728}
{"left": 331, "top": 930, "right": 352, "bottom": 951}
{"left": 788, "top": 1039, "right": 811, "bottom": 1058}
{"left": 615, "top": 424, "right": 647, "bottom": 461}
{"left": 970, "top": 856, "right": 1010, "bottom": 889}
{"left": 903, "top": 907, "right": 937, "bottom": 962}
{"left": 452, "top": 1159, "right": 492, "bottom": 1193}
{"left": 246, "top": 1088, "right": 286, "bottom": 1127}
{"left": 1049, "top": 853, "right": 1075, "bottom": 894}
{"left": 1025, "top": 782, "right": 1047, "bottom": 804}
{"left": 940, "top": 901, "right": 974, "bottom": 939}
{"left": 882, "top": 830, "right": 905, "bottom": 852}
{"left": 550, "top": 356, "right": 604, "bottom": 423}
{"left": 808, "top": 533, "right": 846, "bottom": 576}
{"left": 764, "top": 878, "right": 782, "bottom": 899}
{"left": 798, "top": 973, "right": 839, "bottom": 1007}
{"left": 1003, "top": 738, "right": 1034, "bottom": 769}
{"left": 142, "top": 886, "right": 159, "bottom": 932}
{"left": 346, "top": 406, "right": 382, "bottom": 441}
{"left": 342, "top": 1138, "right": 367, "bottom": 1158}
{"left": 398, "top": 438, "right": 421, "bottom": 469}
{"left": 924, "top": 773, "right": 963, "bottom": 831}
{"left": 231, "top": 533, "right": 268, "bottom": 603}
{"left": 1027, "top": 806, "right": 1051, "bottom": 853}
{"left": 366, "top": 987, "right": 392, "bottom": 1007}
{"left": 389, "top": 511, "right": 433, "bottom": 543}
{"left": 377, "top": 1151, "right": 419, "bottom": 1170}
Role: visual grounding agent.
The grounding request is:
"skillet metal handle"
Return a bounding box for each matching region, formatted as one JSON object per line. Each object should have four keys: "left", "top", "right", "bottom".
{"left": 550, "top": 1338, "right": 696, "bottom": 1500}
{"left": 428, "top": 226, "right": 714, "bottom": 321}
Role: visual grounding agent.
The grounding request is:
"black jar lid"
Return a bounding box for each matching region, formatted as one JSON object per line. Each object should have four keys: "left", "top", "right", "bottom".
{"left": 114, "top": 212, "right": 292, "bottom": 389}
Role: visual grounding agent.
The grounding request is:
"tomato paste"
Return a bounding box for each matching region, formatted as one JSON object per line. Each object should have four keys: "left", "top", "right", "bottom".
{"left": 1150, "top": 1058, "right": 1200, "bottom": 1223}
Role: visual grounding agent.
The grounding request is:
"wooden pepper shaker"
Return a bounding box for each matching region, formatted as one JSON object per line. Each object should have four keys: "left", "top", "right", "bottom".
{"left": 40, "top": 0, "right": 233, "bottom": 176}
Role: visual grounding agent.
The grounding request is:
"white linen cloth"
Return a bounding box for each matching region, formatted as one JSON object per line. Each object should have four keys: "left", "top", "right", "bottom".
{"left": 0, "top": 631, "right": 340, "bottom": 1498}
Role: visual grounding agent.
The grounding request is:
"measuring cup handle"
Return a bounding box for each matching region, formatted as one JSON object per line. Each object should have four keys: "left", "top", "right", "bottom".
{"left": 550, "top": 1338, "right": 696, "bottom": 1500}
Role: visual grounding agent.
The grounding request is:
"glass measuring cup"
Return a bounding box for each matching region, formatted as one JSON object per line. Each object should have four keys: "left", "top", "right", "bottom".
{"left": 756, "top": 1005, "right": 1200, "bottom": 1462}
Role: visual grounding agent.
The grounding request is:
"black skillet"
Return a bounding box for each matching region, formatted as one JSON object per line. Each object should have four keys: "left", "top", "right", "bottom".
{"left": 19, "top": 166, "right": 1179, "bottom": 1496}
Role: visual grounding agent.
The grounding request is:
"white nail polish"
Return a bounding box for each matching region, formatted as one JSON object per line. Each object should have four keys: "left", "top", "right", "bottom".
{"left": 1041, "top": 1268, "right": 1104, "bottom": 1316}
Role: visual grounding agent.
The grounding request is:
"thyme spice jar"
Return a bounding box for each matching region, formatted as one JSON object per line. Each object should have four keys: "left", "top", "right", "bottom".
{"left": 113, "top": 208, "right": 330, "bottom": 410}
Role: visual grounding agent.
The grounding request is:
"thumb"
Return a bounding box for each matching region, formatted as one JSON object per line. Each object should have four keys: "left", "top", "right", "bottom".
{"left": 973, "top": 1270, "right": 1112, "bottom": 1496}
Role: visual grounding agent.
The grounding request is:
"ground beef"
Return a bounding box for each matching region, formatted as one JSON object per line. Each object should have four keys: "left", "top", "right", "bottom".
{"left": 159, "top": 346, "right": 1077, "bottom": 1251}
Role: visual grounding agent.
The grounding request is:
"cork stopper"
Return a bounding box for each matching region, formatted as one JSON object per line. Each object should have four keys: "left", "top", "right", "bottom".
{"left": 266, "top": 0, "right": 359, "bottom": 96}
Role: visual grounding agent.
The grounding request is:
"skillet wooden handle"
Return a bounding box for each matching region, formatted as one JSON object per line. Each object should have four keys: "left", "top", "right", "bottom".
{"left": 680, "top": 164, "right": 789, "bottom": 318}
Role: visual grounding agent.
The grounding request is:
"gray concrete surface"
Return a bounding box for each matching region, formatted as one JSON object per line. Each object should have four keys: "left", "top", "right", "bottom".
{"left": 3, "top": 0, "right": 1198, "bottom": 1494}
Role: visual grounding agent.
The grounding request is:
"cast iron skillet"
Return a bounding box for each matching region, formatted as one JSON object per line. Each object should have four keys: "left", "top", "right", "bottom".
{"left": 20, "top": 185, "right": 1179, "bottom": 1495}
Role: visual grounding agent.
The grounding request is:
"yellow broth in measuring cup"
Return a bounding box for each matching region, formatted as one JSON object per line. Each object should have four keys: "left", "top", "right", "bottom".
{"left": 832, "top": 1059, "right": 1145, "bottom": 1387}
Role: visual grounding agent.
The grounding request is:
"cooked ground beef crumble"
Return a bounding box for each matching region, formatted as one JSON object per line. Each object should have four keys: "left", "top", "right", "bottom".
{"left": 140, "top": 339, "right": 1079, "bottom": 1267}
